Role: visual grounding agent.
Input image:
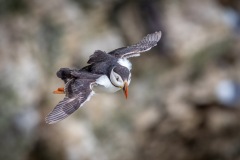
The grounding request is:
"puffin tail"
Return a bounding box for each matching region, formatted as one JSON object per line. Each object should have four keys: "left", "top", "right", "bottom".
{"left": 57, "top": 68, "right": 73, "bottom": 83}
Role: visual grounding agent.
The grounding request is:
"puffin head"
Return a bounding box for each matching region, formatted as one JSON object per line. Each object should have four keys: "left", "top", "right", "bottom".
{"left": 110, "top": 65, "right": 131, "bottom": 99}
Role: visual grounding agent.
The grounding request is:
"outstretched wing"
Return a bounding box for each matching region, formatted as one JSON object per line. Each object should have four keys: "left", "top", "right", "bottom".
{"left": 46, "top": 78, "right": 95, "bottom": 124}
{"left": 108, "top": 31, "right": 162, "bottom": 59}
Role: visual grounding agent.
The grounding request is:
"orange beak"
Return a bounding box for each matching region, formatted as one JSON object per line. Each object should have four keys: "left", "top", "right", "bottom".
{"left": 123, "top": 81, "right": 128, "bottom": 99}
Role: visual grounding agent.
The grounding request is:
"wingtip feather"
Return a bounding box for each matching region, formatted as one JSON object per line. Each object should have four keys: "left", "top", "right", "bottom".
{"left": 152, "top": 31, "right": 162, "bottom": 42}
{"left": 156, "top": 31, "right": 162, "bottom": 40}
{"left": 45, "top": 98, "right": 74, "bottom": 124}
{"left": 45, "top": 110, "right": 69, "bottom": 124}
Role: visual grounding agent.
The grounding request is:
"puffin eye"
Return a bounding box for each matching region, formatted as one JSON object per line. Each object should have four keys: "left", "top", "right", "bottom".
{"left": 116, "top": 77, "right": 119, "bottom": 81}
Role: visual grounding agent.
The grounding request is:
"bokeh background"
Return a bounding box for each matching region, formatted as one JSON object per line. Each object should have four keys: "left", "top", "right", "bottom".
{"left": 1, "top": 0, "right": 240, "bottom": 160}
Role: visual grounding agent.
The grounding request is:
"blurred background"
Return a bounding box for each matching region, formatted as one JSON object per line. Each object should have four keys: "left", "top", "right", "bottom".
{"left": 1, "top": 0, "right": 240, "bottom": 160}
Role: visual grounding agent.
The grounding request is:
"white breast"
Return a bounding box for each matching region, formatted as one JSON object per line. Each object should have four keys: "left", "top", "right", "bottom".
{"left": 117, "top": 58, "right": 132, "bottom": 70}
{"left": 93, "top": 75, "right": 121, "bottom": 93}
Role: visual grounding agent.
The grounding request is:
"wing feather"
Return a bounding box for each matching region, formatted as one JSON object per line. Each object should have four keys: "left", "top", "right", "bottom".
{"left": 46, "top": 78, "right": 95, "bottom": 124}
{"left": 108, "top": 31, "right": 162, "bottom": 58}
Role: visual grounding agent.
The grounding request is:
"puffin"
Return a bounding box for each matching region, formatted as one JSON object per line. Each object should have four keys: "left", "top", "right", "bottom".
{"left": 46, "top": 31, "right": 162, "bottom": 124}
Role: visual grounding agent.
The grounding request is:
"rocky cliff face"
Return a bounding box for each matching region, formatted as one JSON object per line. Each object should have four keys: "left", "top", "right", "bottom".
{"left": 1, "top": 0, "right": 240, "bottom": 160}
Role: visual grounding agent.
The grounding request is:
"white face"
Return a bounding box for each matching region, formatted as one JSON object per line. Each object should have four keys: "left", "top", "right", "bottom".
{"left": 110, "top": 69, "right": 124, "bottom": 87}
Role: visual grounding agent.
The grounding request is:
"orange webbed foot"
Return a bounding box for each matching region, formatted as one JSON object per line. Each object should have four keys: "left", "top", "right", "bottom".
{"left": 53, "top": 87, "right": 65, "bottom": 94}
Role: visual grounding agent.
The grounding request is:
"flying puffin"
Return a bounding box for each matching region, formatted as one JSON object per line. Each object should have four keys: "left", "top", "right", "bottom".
{"left": 46, "top": 31, "right": 162, "bottom": 124}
